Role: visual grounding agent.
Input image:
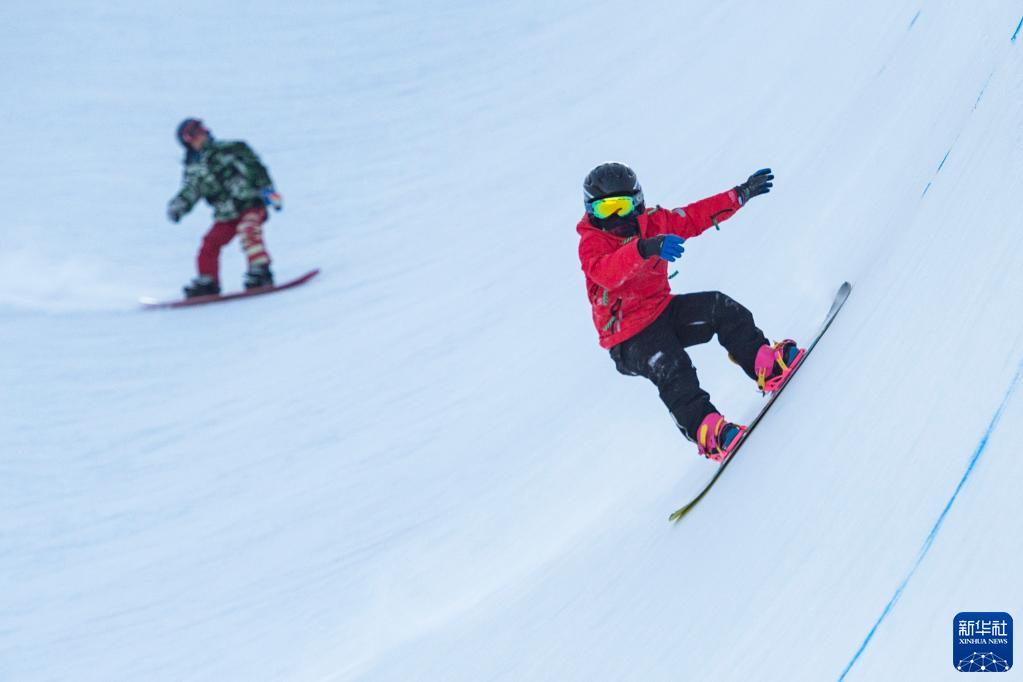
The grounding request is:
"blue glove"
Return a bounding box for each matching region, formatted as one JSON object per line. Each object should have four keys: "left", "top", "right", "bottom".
{"left": 637, "top": 234, "right": 685, "bottom": 262}
{"left": 261, "top": 187, "right": 283, "bottom": 211}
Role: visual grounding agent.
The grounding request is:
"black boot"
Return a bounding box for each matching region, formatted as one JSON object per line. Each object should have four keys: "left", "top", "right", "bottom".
{"left": 183, "top": 275, "right": 220, "bottom": 298}
{"left": 244, "top": 264, "right": 274, "bottom": 290}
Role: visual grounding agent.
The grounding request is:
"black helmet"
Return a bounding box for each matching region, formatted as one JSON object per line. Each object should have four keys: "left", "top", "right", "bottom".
{"left": 583, "top": 162, "right": 645, "bottom": 234}
{"left": 583, "top": 162, "right": 645, "bottom": 212}
{"left": 176, "top": 118, "right": 209, "bottom": 148}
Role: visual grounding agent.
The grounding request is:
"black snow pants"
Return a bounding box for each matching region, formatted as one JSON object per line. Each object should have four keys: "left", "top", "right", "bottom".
{"left": 609, "top": 291, "right": 769, "bottom": 442}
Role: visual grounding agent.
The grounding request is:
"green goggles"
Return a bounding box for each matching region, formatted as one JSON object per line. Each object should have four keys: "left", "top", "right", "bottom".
{"left": 586, "top": 193, "right": 643, "bottom": 219}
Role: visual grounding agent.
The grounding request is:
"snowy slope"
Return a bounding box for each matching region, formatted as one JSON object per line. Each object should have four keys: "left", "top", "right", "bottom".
{"left": 2, "top": 1, "right": 1023, "bottom": 680}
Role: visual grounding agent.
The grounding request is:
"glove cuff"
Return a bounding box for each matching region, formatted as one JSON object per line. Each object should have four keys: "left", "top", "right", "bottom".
{"left": 734, "top": 185, "right": 746, "bottom": 206}
{"left": 637, "top": 237, "right": 658, "bottom": 260}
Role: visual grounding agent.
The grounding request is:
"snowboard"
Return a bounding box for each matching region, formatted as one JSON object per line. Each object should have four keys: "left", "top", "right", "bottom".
{"left": 668, "top": 281, "right": 852, "bottom": 523}
{"left": 140, "top": 269, "right": 320, "bottom": 310}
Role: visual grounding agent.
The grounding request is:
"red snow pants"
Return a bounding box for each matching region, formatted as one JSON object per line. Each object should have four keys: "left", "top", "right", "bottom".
{"left": 197, "top": 206, "right": 270, "bottom": 279}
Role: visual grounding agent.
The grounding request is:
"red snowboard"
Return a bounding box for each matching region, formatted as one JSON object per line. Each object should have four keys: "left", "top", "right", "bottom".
{"left": 140, "top": 269, "right": 320, "bottom": 310}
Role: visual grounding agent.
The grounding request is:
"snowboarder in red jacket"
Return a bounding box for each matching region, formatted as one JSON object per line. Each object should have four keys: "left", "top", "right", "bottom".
{"left": 577, "top": 162, "right": 802, "bottom": 461}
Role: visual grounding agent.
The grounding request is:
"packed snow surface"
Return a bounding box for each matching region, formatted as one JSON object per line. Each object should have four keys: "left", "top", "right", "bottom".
{"left": 3, "top": 1, "right": 1023, "bottom": 680}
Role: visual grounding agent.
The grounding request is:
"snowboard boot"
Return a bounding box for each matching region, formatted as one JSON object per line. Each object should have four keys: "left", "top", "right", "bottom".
{"left": 244, "top": 264, "right": 274, "bottom": 290}
{"left": 183, "top": 275, "right": 220, "bottom": 298}
{"left": 696, "top": 412, "right": 746, "bottom": 462}
{"left": 754, "top": 339, "right": 805, "bottom": 393}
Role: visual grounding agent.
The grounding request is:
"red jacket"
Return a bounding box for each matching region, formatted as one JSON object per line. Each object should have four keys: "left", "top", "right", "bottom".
{"left": 577, "top": 189, "right": 743, "bottom": 349}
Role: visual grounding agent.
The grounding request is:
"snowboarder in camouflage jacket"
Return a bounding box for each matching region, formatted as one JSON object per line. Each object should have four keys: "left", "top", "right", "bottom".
{"left": 167, "top": 118, "right": 283, "bottom": 298}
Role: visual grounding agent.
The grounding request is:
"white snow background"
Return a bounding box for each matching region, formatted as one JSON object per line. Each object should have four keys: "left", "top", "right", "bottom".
{"left": 2, "top": 1, "right": 1023, "bottom": 680}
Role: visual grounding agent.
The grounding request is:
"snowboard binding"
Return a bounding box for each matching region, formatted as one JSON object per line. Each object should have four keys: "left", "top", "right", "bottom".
{"left": 696, "top": 412, "right": 747, "bottom": 462}
{"left": 183, "top": 275, "right": 221, "bottom": 298}
{"left": 244, "top": 264, "right": 274, "bottom": 290}
{"left": 755, "top": 340, "right": 805, "bottom": 394}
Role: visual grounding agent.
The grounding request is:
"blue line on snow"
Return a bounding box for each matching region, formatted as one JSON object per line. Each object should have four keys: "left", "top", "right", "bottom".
{"left": 973, "top": 71, "right": 994, "bottom": 110}
{"left": 837, "top": 354, "right": 1023, "bottom": 680}
{"left": 1013, "top": 16, "right": 1023, "bottom": 42}
{"left": 922, "top": 71, "right": 994, "bottom": 195}
{"left": 908, "top": 10, "right": 920, "bottom": 30}
{"left": 923, "top": 146, "right": 956, "bottom": 196}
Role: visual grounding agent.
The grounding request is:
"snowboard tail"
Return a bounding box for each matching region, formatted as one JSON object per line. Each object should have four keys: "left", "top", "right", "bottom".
{"left": 669, "top": 281, "right": 852, "bottom": 523}
{"left": 140, "top": 269, "right": 320, "bottom": 309}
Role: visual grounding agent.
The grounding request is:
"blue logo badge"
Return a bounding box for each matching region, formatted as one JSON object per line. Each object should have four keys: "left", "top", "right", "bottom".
{"left": 954, "top": 612, "right": 1012, "bottom": 672}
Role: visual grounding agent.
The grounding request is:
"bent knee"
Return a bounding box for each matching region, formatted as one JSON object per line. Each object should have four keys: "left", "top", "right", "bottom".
{"left": 709, "top": 290, "right": 736, "bottom": 306}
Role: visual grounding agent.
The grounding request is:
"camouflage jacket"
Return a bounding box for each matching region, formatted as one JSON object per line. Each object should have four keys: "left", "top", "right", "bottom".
{"left": 171, "top": 139, "right": 274, "bottom": 221}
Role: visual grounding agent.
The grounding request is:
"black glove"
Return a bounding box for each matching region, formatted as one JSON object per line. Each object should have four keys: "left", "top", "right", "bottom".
{"left": 637, "top": 234, "right": 685, "bottom": 262}
{"left": 735, "top": 168, "right": 774, "bottom": 205}
{"left": 167, "top": 197, "right": 188, "bottom": 223}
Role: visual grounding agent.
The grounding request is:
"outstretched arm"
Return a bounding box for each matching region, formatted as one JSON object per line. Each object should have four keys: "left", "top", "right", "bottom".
{"left": 167, "top": 168, "right": 202, "bottom": 223}
{"left": 659, "top": 189, "right": 743, "bottom": 238}
{"left": 660, "top": 168, "right": 774, "bottom": 238}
